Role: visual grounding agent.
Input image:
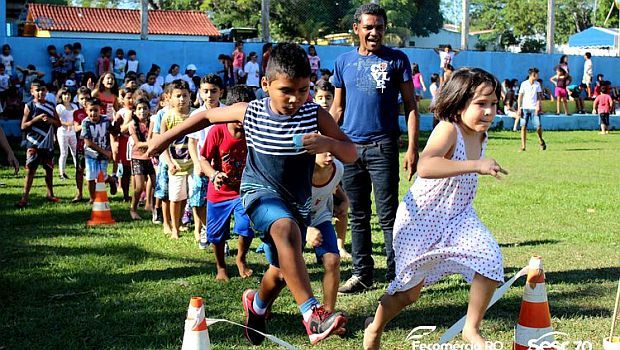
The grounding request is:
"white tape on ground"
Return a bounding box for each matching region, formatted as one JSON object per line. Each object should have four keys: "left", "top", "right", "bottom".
{"left": 438, "top": 266, "right": 529, "bottom": 344}
{"left": 206, "top": 318, "right": 298, "bottom": 349}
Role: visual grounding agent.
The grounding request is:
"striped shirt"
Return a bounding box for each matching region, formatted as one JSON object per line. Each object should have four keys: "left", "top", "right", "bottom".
{"left": 240, "top": 98, "right": 319, "bottom": 224}
{"left": 24, "top": 101, "right": 56, "bottom": 151}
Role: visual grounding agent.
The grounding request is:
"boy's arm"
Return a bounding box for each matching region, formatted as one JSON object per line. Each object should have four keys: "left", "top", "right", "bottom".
{"left": 306, "top": 108, "right": 357, "bottom": 163}
{"left": 84, "top": 138, "right": 111, "bottom": 159}
{"left": 188, "top": 138, "right": 203, "bottom": 175}
{"left": 329, "top": 87, "right": 345, "bottom": 124}
{"left": 147, "top": 103, "right": 246, "bottom": 157}
{"left": 400, "top": 80, "right": 420, "bottom": 180}
{"left": 159, "top": 116, "right": 174, "bottom": 170}
{"left": 21, "top": 104, "right": 34, "bottom": 130}
{"left": 333, "top": 184, "right": 349, "bottom": 217}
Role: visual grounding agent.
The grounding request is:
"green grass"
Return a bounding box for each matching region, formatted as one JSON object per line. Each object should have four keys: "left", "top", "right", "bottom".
{"left": 415, "top": 99, "right": 594, "bottom": 114}
{"left": 1, "top": 131, "right": 619, "bottom": 350}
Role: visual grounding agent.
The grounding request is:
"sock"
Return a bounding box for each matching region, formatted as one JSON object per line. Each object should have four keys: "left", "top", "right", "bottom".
{"left": 252, "top": 293, "right": 268, "bottom": 315}
{"left": 299, "top": 297, "right": 320, "bottom": 322}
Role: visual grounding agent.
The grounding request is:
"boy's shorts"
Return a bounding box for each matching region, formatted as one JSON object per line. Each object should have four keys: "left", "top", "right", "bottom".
{"left": 188, "top": 174, "right": 208, "bottom": 208}
{"left": 207, "top": 198, "right": 253, "bottom": 244}
{"left": 168, "top": 173, "right": 188, "bottom": 202}
{"left": 25, "top": 148, "right": 54, "bottom": 171}
{"left": 520, "top": 109, "right": 541, "bottom": 129}
{"left": 85, "top": 157, "right": 108, "bottom": 181}
{"left": 599, "top": 113, "right": 610, "bottom": 126}
{"left": 308, "top": 221, "right": 339, "bottom": 262}
{"left": 154, "top": 162, "right": 169, "bottom": 200}
{"left": 243, "top": 191, "right": 306, "bottom": 268}
{"left": 131, "top": 159, "right": 155, "bottom": 176}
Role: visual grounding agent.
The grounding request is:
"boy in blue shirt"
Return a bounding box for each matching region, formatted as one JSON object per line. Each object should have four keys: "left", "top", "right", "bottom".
{"left": 148, "top": 43, "right": 358, "bottom": 345}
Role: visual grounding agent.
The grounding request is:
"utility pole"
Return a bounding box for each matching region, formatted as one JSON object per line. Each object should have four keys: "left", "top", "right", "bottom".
{"left": 461, "top": 0, "right": 470, "bottom": 50}
{"left": 0, "top": 0, "right": 7, "bottom": 38}
{"left": 546, "top": 0, "right": 555, "bottom": 54}
{"left": 261, "top": 0, "right": 270, "bottom": 42}
{"left": 140, "top": 0, "right": 148, "bottom": 40}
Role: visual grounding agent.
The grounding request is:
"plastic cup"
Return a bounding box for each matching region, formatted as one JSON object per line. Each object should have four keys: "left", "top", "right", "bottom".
{"left": 293, "top": 134, "right": 304, "bottom": 150}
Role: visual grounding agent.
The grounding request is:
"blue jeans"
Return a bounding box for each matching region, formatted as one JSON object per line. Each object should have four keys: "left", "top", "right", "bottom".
{"left": 342, "top": 137, "right": 399, "bottom": 283}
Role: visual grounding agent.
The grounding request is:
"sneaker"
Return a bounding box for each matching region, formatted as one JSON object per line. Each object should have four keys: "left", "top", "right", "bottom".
{"left": 109, "top": 175, "right": 118, "bottom": 196}
{"left": 338, "top": 275, "right": 372, "bottom": 295}
{"left": 152, "top": 208, "right": 163, "bottom": 224}
{"left": 303, "top": 305, "right": 347, "bottom": 345}
{"left": 181, "top": 209, "right": 193, "bottom": 226}
{"left": 540, "top": 140, "right": 547, "bottom": 151}
{"left": 242, "top": 289, "right": 267, "bottom": 345}
{"left": 198, "top": 227, "right": 209, "bottom": 250}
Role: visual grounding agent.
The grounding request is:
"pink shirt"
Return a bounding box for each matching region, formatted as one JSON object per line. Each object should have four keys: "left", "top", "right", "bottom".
{"left": 232, "top": 50, "right": 245, "bottom": 69}
{"left": 594, "top": 94, "right": 613, "bottom": 114}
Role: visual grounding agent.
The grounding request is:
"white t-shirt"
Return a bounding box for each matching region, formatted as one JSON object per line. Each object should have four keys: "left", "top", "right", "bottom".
{"left": 140, "top": 83, "right": 163, "bottom": 111}
{"left": 308, "top": 55, "right": 320, "bottom": 72}
{"left": 430, "top": 83, "right": 438, "bottom": 104}
{"left": 56, "top": 103, "right": 78, "bottom": 133}
{"left": 1, "top": 54, "right": 14, "bottom": 76}
{"left": 519, "top": 80, "right": 542, "bottom": 110}
{"left": 0, "top": 73, "right": 9, "bottom": 92}
{"left": 181, "top": 74, "right": 196, "bottom": 92}
{"left": 244, "top": 61, "right": 260, "bottom": 87}
{"left": 439, "top": 51, "right": 454, "bottom": 69}
{"left": 311, "top": 159, "right": 344, "bottom": 227}
{"left": 127, "top": 59, "right": 139, "bottom": 73}
{"left": 583, "top": 59, "right": 593, "bottom": 78}
{"left": 165, "top": 73, "right": 182, "bottom": 84}
{"left": 187, "top": 103, "right": 225, "bottom": 157}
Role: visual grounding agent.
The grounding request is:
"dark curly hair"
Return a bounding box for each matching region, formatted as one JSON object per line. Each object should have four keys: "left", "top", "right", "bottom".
{"left": 354, "top": 3, "right": 387, "bottom": 23}
{"left": 265, "top": 43, "right": 310, "bottom": 82}
{"left": 432, "top": 67, "right": 500, "bottom": 123}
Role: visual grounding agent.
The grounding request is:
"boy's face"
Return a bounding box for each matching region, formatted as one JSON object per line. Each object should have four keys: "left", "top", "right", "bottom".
{"left": 48, "top": 48, "right": 57, "bottom": 55}
{"left": 2, "top": 47, "right": 9, "bottom": 55}
{"left": 530, "top": 72, "right": 539, "bottom": 80}
{"left": 86, "top": 104, "right": 101, "bottom": 122}
{"left": 117, "top": 51, "right": 124, "bottom": 58}
{"left": 169, "top": 88, "right": 190, "bottom": 112}
{"left": 147, "top": 75, "right": 157, "bottom": 85}
{"left": 262, "top": 75, "right": 310, "bottom": 116}
{"left": 64, "top": 47, "right": 71, "bottom": 54}
{"left": 73, "top": 47, "right": 80, "bottom": 54}
{"left": 78, "top": 93, "right": 89, "bottom": 107}
{"left": 31, "top": 85, "right": 47, "bottom": 101}
{"left": 315, "top": 152, "right": 333, "bottom": 168}
{"left": 315, "top": 89, "right": 334, "bottom": 110}
{"left": 129, "top": 54, "right": 136, "bottom": 60}
{"left": 199, "top": 83, "right": 222, "bottom": 108}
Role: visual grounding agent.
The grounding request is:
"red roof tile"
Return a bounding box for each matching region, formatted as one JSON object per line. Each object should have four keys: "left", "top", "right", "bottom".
{"left": 28, "top": 4, "right": 221, "bottom": 37}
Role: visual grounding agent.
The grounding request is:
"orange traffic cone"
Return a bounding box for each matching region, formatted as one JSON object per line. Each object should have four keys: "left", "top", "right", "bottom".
{"left": 514, "top": 256, "right": 554, "bottom": 350}
{"left": 181, "top": 297, "right": 212, "bottom": 350}
{"left": 87, "top": 171, "right": 115, "bottom": 226}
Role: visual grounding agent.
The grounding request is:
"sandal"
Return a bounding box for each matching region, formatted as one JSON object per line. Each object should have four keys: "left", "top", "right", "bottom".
{"left": 47, "top": 196, "right": 61, "bottom": 203}
{"left": 15, "top": 199, "right": 29, "bottom": 208}
{"left": 71, "top": 196, "right": 83, "bottom": 203}
{"left": 540, "top": 141, "right": 547, "bottom": 151}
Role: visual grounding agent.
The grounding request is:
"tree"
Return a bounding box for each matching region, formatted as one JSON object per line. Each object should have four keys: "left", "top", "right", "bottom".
{"left": 594, "top": 0, "right": 619, "bottom": 28}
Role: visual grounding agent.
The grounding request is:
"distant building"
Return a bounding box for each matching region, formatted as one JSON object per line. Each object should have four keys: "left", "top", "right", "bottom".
{"left": 408, "top": 24, "right": 493, "bottom": 50}
{"left": 25, "top": 4, "right": 220, "bottom": 41}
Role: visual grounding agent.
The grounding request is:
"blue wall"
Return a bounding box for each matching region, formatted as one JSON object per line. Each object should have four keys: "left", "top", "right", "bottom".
{"left": 2, "top": 37, "right": 620, "bottom": 98}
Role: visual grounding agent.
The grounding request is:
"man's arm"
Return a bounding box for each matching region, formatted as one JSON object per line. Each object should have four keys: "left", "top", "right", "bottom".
{"left": 400, "top": 80, "right": 420, "bottom": 181}
{"left": 329, "top": 87, "right": 345, "bottom": 124}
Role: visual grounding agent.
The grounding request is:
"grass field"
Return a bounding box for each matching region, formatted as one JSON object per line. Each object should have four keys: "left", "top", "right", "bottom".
{"left": 1, "top": 130, "right": 619, "bottom": 350}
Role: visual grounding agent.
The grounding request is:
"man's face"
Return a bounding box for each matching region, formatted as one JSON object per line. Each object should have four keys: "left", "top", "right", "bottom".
{"left": 353, "top": 14, "right": 385, "bottom": 53}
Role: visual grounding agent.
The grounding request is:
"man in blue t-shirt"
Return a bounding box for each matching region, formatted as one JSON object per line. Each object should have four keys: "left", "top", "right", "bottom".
{"left": 330, "top": 3, "right": 419, "bottom": 294}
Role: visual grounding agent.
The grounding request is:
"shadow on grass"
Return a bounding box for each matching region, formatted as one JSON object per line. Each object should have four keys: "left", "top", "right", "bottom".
{"left": 499, "top": 239, "right": 561, "bottom": 248}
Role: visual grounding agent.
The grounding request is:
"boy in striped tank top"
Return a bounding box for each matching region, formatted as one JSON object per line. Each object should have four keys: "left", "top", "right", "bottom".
{"left": 147, "top": 43, "right": 358, "bottom": 345}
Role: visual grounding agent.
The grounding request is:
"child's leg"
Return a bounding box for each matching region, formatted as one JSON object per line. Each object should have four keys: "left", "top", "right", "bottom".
{"left": 20, "top": 167, "right": 36, "bottom": 202}
{"left": 131, "top": 174, "right": 145, "bottom": 219}
{"left": 162, "top": 199, "right": 171, "bottom": 233}
{"left": 555, "top": 99, "right": 560, "bottom": 114}
{"left": 462, "top": 273, "right": 499, "bottom": 348}
{"left": 168, "top": 174, "right": 188, "bottom": 238}
{"left": 88, "top": 180, "right": 96, "bottom": 201}
{"left": 58, "top": 131, "right": 68, "bottom": 176}
{"left": 321, "top": 253, "right": 340, "bottom": 312}
{"left": 121, "top": 164, "right": 131, "bottom": 200}
{"left": 145, "top": 174, "right": 155, "bottom": 211}
{"left": 44, "top": 164, "right": 55, "bottom": 198}
{"left": 563, "top": 98, "right": 569, "bottom": 114}
{"left": 335, "top": 212, "right": 350, "bottom": 258}
{"left": 170, "top": 200, "right": 182, "bottom": 238}
{"left": 192, "top": 206, "right": 205, "bottom": 241}
{"left": 74, "top": 155, "right": 84, "bottom": 200}
{"left": 364, "top": 281, "right": 424, "bottom": 350}
{"left": 237, "top": 235, "right": 253, "bottom": 278}
{"left": 212, "top": 242, "right": 229, "bottom": 281}
{"left": 233, "top": 199, "right": 254, "bottom": 278}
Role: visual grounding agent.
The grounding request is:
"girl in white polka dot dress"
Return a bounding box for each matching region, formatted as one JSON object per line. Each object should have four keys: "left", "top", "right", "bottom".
{"left": 364, "top": 68, "right": 508, "bottom": 350}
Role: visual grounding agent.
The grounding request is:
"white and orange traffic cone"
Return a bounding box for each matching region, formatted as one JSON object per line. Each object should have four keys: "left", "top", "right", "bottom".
{"left": 87, "top": 171, "right": 115, "bottom": 226}
{"left": 181, "top": 296, "right": 211, "bottom": 350}
{"left": 513, "top": 256, "right": 554, "bottom": 350}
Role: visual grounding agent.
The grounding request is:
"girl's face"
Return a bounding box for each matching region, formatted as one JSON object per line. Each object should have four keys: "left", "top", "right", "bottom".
{"left": 135, "top": 103, "right": 149, "bottom": 121}
{"left": 103, "top": 74, "right": 115, "bottom": 89}
{"left": 459, "top": 84, "right": 497, "bottom": 133}
{"left": 171, "top": 66, "right": 179, "bottom": 75}
{"left": 61, "top": 92, "right": 72, "bottom": 104}
{"left": 2, "top": 47, "right": 10, "bottom": 55}
{"left": 309, "top": 47, "right": 316, "bottom": 55}
{"left": 123, "top": 92, "right": 134, "bottom": 108}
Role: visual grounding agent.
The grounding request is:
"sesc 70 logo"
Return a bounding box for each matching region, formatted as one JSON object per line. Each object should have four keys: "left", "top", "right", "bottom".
{"left": 527, "top": 331, "right": 593, "bottom": 350}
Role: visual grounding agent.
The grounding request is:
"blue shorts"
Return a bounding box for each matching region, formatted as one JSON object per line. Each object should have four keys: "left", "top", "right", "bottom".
{"left": 85, "top": 157, "right": 108, "bottom": 181}
{"left": 154, "top": 162, "right": 169, "bottom": 200}
{"left": 310, "top": 221, "right": 339, "bottom": 262}
{"left": 520, "top": 109, "right": 541, "bottom": 129}
{"left": 243, "top": 192, "right": 306, "bottom": 268}
{"left": 207, "top": 198, "right": 254, "bottom": 244}
{"left": 188, "top": 174, "right": 208, "bottom": 207}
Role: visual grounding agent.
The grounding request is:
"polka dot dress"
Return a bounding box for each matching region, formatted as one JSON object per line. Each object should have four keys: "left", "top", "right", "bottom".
{"left": 387, "top": 125, "right": 504, "bottom": 295}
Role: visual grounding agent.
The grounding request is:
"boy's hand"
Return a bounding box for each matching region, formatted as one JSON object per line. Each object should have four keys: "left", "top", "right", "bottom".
{"left": 476, "top": 158, "right": 508, "bottom": 179}
{"left": 302, "top": 133, "right": 332, "bottom": 155}
{"left": 146, "top": 135, "right": 166, "bottom": 157}
{"left": 169, "top": 165, "right": 180, "bottom": 175}
{"left": 306, "top": 226, "right": 323, "bottom": 248}
{"left": 212, "top": 171, "right": 228, "bottom": 190}
{"left": 103, "top": 150, "right": 112, "bottom": 160}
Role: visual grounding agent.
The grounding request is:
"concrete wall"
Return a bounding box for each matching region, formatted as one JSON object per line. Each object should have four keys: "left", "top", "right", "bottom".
{"left": 408, "top": 29, "right": 479, "bottom": 50}
{"left": 1, "top": 36, "right": 620, "bottom": 99}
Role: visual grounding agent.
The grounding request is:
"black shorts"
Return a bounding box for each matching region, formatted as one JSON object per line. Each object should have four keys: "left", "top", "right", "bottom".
{"left": 131, "top": 159, "right": 155, "bottom": 176}
{"left": 599, "top": 113, "right": 610, "bottom": 126}
{"left": 25, "top": 148, "right": 54, "bottom": 171}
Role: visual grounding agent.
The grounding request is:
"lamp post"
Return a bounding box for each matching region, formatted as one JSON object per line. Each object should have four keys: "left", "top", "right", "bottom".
{"left": 461, "top": 0, "right": 470, "bottom": 50}
{"left": 546, "top": 0, "right": 555, "bottom": 54}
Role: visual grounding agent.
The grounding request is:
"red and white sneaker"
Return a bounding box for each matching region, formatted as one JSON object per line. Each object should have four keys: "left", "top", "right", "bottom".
{"left": 302, "top": 305, "right": 347, "bottom": 345}
{"left": 242, "top": 289, "right": 267, "bottom": 345}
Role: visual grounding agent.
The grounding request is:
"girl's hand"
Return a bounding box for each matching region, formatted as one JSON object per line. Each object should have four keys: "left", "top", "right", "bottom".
{"left": 87, "top": 78, "right": 94, "bottom": 90}
{"left": 477, "top": 158, "right": 508, "bottom": 179}
{"left": 302, "top": 133, "right": 331, "bottom": 154}
{"left": 306, "top": 226, "right": 323, "bottom": 248}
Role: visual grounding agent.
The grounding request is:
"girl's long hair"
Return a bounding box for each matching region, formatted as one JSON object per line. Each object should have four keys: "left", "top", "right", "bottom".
{"left": 93, "top": 72, "right": 119, "bottom": 96}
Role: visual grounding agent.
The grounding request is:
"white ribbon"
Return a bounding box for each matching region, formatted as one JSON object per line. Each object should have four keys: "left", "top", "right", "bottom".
{"left": 206, "top": 318, "right": 298, "bottom": 350}
{"left": 438, "top": 266, "right": 529, "bottom": 344}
